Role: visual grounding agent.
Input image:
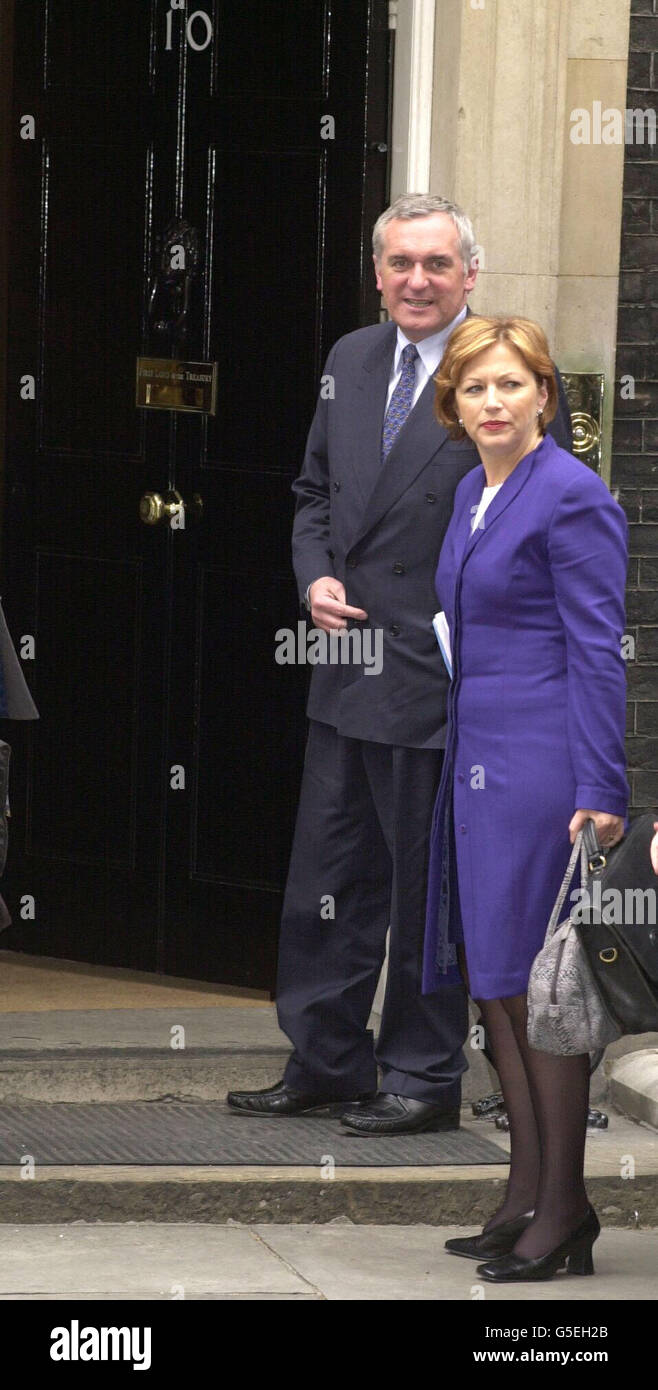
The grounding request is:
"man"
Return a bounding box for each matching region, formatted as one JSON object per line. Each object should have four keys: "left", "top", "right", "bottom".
{"left": 228, "top": 194, "right": 572, "bottom": 1133}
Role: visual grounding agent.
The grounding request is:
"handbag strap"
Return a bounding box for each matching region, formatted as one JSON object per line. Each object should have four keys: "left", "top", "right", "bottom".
{"left": 581, "top": 815, "right": 609, "bottom": 874}
{"left": 542, "top": 831, "right": 586, "bottom": 945}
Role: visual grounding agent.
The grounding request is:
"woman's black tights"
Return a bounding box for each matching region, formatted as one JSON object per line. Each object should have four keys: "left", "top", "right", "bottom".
{"left": 478, "top": 993, "right": 591, "bottom": 1259}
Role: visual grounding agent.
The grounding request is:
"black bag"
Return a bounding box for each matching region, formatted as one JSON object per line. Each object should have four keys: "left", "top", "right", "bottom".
{"left": 0, "top": 741, "right": 11, "bottom": 931}
{"left": 573, "top": 813, "right": 658, "bottom": 1035}
{"left": 0, "top": 740, "right": 9, "bottom": 877}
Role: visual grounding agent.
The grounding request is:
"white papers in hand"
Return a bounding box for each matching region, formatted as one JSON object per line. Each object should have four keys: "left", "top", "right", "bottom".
{"left": 432, "top": 611, "right": 452, "bottom": 677}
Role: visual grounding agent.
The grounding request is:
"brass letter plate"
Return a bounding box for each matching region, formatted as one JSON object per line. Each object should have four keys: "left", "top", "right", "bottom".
{"left": 136, "top": 358, "right": 218, "bottom": 415}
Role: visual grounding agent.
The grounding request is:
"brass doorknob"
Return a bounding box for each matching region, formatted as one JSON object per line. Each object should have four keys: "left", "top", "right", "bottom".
{"left": 139, "top": 489, "right": 203, "bottom": 525}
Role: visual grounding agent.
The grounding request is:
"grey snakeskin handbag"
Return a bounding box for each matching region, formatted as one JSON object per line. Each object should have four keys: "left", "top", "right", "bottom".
{"left": 527, "top": 831, "right": 621, "bottom": 1055}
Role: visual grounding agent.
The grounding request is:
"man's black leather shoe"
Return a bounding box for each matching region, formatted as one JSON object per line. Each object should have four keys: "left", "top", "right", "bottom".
{"left": 339, "top": 1093, "right": 460, "bottom": 1135}
{"left": 226, "top": 1080, "right": 375, "bottom": 1117}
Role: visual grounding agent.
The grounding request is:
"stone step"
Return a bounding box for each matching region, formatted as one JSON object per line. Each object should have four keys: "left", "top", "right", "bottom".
{"left": 608, "top": 1048, "right": 658, "bottom": 1130}
{"left": 0, "top": 1007, "right": 290, "bottom": 1102}
{"left": 0, "top": 1159, "right": 656, "bottom": 1225}
{"left": 0, "top": 1053, "right": 290, "bottom": 1103}
{"left": 0, "top": 1008, "right": 655, "bottom": 1225}
{"left": 0, "top": 1005, "right": 499, "bottom": 1103}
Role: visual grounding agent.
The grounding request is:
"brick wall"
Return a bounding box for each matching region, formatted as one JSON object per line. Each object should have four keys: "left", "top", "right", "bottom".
{"left": 612, "top": 0, "right": 658, "bottom": 815}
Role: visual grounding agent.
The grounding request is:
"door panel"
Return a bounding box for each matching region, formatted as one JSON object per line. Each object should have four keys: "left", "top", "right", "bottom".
{"left": 2, "top": 0, "right": 390, "bottom": 988}
{"left": 38, "top": 142, "right": 148, "bottom": 459}
{"left": 30, "top": 551, "right": 141, "bottom": 868}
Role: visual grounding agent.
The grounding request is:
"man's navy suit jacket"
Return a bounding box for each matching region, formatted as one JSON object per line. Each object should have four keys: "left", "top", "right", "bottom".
{"left": 292, "top": 319, "right": 573, "bottom": 749}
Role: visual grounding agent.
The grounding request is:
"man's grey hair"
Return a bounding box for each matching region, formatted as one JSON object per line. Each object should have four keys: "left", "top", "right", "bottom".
{"left": 372, "top": 194, "right": 479, "bottom": 273}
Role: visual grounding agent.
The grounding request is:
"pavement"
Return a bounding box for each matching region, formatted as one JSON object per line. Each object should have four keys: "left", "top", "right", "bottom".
{"left": 0, "top": 1221, "right": 655, "bottom": 1300}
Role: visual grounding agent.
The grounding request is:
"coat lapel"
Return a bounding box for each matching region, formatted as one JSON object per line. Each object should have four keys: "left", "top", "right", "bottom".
{"left": 460, "top": 438, "right": 546, "bottom": 566}
{"left": 347, "top": 323, "right": 397, "bottom": 508}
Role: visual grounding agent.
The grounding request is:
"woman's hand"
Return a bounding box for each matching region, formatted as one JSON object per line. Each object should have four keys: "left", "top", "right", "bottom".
{"left": 569, "top": 808, "right": 625, "bottom": 849}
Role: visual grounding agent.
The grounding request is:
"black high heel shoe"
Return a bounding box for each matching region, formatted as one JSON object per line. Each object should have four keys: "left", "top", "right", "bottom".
{"left": 445, "top": 1211, "right": 534, "bottom": 1261}
{"left": 476, "top": 1205, "right": 600, "bottom": 1282}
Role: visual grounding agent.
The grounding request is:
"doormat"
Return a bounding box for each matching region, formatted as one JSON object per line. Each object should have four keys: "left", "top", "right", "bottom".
{"left": 0, "top": 1102, "right": 508, "bottom": 1167}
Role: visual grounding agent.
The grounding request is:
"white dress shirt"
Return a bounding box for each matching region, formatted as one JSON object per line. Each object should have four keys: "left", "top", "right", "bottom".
{"left": 470, "top": 483, "right": 503, "bottom": 532}
{"left": 384, "top": 305, "right": 468, "bottom": 412}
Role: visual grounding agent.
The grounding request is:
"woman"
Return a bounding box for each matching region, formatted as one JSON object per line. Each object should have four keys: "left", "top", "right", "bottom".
{"left": 423, "top": 316, "right": 628, "bottom": 1282}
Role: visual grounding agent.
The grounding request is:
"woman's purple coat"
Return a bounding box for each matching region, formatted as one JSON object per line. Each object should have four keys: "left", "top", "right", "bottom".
{"left": 422, "top": 434, "right": 629, "bottom": 1000}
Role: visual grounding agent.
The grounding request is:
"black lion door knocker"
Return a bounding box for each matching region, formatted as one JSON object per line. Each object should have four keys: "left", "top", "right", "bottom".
{"left": 148, "top": 217, "right": 200, "bottom": 352}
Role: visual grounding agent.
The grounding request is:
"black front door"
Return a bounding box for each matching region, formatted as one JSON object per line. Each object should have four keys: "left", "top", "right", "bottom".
{"left": 1, "top": 0, "right": 390, "bottom": 988}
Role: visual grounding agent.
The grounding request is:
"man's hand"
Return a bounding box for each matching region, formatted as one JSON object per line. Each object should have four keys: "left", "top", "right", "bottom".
{"left": 569, "top": 808, "right": 625, "bottom": 849}
{"left": 308, "top": 577, "right": 368, "bottom": 633}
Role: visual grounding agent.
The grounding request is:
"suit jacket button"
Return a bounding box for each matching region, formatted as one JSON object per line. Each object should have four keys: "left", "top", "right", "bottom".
{"left": 333, "top": 481, "right": 341, "bottom": 492}
{"left": 425, "top": 492, "right": 437, "bottom": 503}
{"left": 389, "top": 624, "right": 401, "bottom": 636}
{"left": 327, "top": 549, "right": 335, "bottom": 560}
{"left": 392, "top": 562, "right": 405, "bottom": 575}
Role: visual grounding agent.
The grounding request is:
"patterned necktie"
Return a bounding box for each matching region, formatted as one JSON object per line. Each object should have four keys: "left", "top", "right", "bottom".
{"left": 381, "top": 343, "right": 419, "bottom": 461}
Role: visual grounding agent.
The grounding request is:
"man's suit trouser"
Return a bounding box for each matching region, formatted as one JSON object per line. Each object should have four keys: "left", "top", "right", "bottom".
{"left": 277, "top": 720, "right": 468, "bottom": 1105}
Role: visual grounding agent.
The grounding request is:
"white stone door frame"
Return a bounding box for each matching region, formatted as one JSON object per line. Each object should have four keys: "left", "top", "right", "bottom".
{"left": 388, "top": 0, "right": 436, "bottom": 198}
